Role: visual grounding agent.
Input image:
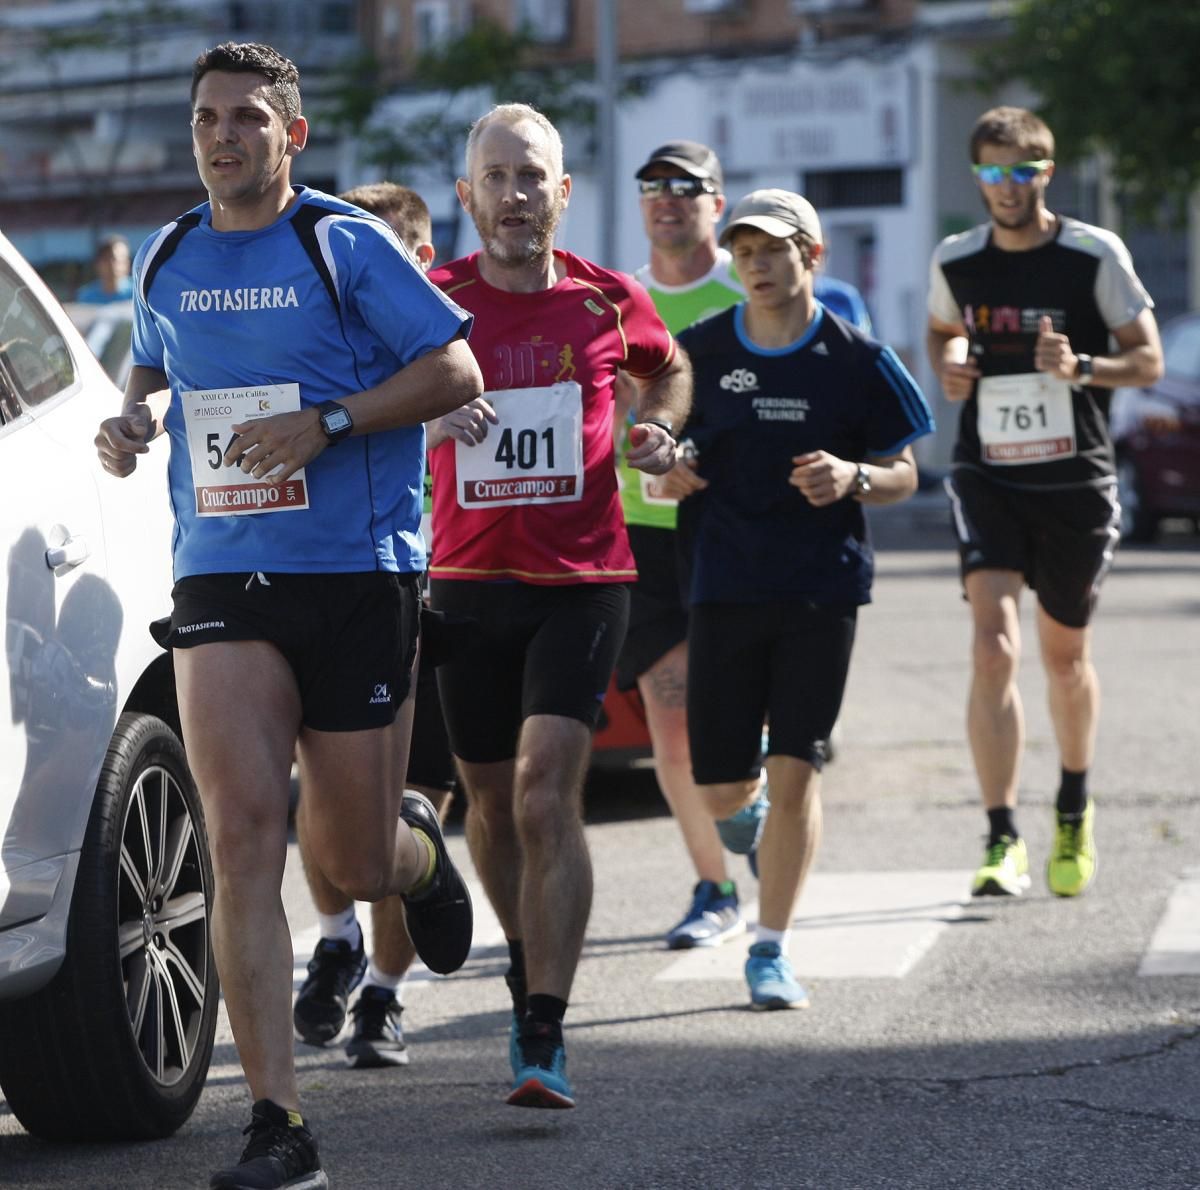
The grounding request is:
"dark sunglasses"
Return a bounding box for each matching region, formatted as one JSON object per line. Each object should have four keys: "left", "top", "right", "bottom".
{"left": 971, "top": 160, "right": 1053, "bottom": 185}
{"left": 638, "top": 177, "right": 717, "bottom": 199}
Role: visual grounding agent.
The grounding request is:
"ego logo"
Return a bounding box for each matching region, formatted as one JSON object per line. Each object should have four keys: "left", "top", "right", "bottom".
{"left": 720, "top": 368, "right": 759, "bottom": 394}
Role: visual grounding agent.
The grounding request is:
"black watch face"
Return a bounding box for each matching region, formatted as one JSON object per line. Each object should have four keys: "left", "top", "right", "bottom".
{"left": 323, "top": 407, "right": 352, "bottom": 435}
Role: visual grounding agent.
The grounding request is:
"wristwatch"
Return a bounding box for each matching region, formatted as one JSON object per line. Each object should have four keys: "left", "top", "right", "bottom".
{"left": 854, "top": 463, "right": 872, "bottom": 496}
{"left": 317, "top": 400, "right": 353, "bottom": 444}
{"left": 640, "top": 417, "right": 678, "bottom": 443}
{"left": 1074, "top": 354, "right": 1094, "bottom": 382}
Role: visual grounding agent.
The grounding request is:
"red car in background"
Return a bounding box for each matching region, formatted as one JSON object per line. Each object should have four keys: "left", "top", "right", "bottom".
{"left": 1112, "top": 311, "right": 1200, "bottom": 542}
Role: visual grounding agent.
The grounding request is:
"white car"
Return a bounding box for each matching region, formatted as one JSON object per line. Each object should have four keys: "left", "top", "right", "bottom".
{"left": 0, "top": 233, "right": 216, "bottom": 1140}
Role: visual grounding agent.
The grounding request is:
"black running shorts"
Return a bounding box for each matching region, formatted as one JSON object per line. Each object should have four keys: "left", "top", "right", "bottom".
{"left": 408, "top": 650, "right": 455, "bottom": 792}
{"left": 944, "top": 469, "right": 1120, "bottom": 629}
{"left": 160, "top": 571, "right": 420, "bottom": 732}
{"left": 687, "top": 600, "right": 857, "bottom": 784}
{"left": 429, "top": 580, "right": 631, "bottom": 764}
{"left": 614, "top": 524, "right": 689, "bottom": 691}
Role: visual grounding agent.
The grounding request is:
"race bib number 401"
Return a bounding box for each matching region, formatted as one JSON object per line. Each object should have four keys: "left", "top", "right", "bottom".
{"left": 182, "top": 383, "right": 310, "bottom": 517}
{"left": 456, "top": 382, "right": 584, "bottom": 508}
{"left": 977, "top": 373, "right": 1077, "bottom": 465}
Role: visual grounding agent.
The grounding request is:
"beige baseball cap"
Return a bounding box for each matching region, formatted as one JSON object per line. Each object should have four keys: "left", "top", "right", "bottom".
{"left": 719, "top": 188, "right": 823, "bottom": 247}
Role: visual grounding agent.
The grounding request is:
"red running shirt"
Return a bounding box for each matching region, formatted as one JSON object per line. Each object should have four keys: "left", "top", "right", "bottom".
{"left": 428, "top": 250, "right": 676, "bottom": 583}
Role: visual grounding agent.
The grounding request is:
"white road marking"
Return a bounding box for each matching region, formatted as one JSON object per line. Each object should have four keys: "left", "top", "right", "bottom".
{"left": 291, "top": 877, "right": 506, "bottom": 990}
{"left": 656, "top": 870, "right": 973, "bottom": 981}
{"left": 1138, "top": 868, "right": 1200, "bottom": 976}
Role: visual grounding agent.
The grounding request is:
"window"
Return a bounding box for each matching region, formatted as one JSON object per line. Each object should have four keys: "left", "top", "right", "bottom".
{"left": 0, "top": 263, "right": 76, "bottom": 415}
{"left": 414, "top": 0, "right": 453, "bottom": 52}
{"left": 803, "top": 168, "right": 903, "bottom": 209}
{"left": 515, "top": 0, "right": 571, "bottom": 42}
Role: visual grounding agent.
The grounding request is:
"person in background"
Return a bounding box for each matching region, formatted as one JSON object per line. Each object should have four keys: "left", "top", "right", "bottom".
{"left": 291, "top": 181, "right": 460, "bottom": 1072}
{"left": 926, "top": 106, "right": 1162, "bottom": 900}
{"left": 75, "top": 235, "right": 134, "bottom": 304}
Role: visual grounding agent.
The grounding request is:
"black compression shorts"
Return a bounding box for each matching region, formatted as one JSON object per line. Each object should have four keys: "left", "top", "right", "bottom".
{"left": 160, "top": 571, "right": 420, "bottom": 732}
{"left": 429, "top": 579, "right": 630, "bottom": 764}
{"left": 614, "top": 524, "right": 689, "bottom": 691}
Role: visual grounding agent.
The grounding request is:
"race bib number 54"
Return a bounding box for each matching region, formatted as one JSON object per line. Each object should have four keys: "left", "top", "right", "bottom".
{"left": 182, "top": 383, "right": 310, "bottom": 516}
{"left": 456, "top": 382, "right": 584, "bottom": 508}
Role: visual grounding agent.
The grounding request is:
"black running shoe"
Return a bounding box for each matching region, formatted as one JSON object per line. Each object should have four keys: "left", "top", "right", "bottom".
{"left": 293, "top": 935, "right": 366, "bottom": 1046}
{"left": 209, "top": 1099, "right": 327, "bottom": 1190}
{"left": 345, "top": 985, "right": 409, "bottom": 1068}
{"left": 399, "top": 790, "right": 473, "bottom": 975}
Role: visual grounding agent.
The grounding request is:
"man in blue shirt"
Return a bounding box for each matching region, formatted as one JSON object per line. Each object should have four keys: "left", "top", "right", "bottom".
{"left": 94, "top": 42, "right": 482, "bottom": 1190}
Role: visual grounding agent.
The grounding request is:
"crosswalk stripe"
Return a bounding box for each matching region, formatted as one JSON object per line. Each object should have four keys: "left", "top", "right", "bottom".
{"left": 656, "top": 870, "right": 972, "bottom": 981}
{"left": 291, "top": 877, "right": 506, "bottom": 990}
{"left": 1138, "top": 868, "right": 1200, "bottom": 976}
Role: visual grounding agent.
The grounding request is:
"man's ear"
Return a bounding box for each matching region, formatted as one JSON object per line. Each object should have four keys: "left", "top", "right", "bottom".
{"left": 414, "top": 242, "right": 436, "bottom": 271}
{"left": 809, "top": 242, "right": 825, "bottom": 269}
{"left": 454, "top": 177, "right": 471, "bottom": 211}
{"left": 286, "top": 117, "right": 308, "bottom": 154}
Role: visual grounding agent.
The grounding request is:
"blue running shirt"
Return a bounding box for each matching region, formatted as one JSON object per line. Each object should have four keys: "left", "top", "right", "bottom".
{"left": 132, "top": 187, "right": 472, "bottom": 579}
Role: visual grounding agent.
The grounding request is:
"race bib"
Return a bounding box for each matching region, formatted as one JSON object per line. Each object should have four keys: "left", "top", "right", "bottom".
{"left": 456, "top": 382, "right": 584, "bottom": 508}
{"left": 977, "top": 373, "right": 1077, "bottom": 465}
{"left": 638, "top": 469, "right": 678, "bottom": 507}
{"left": 181, "top": 383, "right": 310, "bottom": 516}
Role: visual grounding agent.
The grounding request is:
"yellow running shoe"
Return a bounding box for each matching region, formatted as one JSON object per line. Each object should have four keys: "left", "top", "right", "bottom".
{"left": 1047, "top": 800, "right": 1097, "bottom": 897}
{"left": 971, "top": 835, "right": 1030, "bottom": 897}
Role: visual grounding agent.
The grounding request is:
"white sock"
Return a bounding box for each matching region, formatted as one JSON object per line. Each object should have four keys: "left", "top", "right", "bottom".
{"left": 754, "top": 926, "right": 790, "bottom": 951}
{"left": 317, "top": 907, "right": 360, "bottom": 947}
{"left": 364, "top": 959, "right": 403, "bottom": 994}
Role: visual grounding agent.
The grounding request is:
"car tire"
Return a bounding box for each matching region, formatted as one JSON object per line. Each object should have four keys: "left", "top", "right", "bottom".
{"left": 1116, "top": 455, "right": 1158, "bottom": 543}
{"left": 0, "top": 713, "right": 217, "bottom": 1141}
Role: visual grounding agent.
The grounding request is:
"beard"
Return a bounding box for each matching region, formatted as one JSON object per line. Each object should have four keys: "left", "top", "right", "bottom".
{"left": 980, "top": 187, "right": 1039, "bottom": 231}
{"left": 473, "top": 193, "right": 566, "bottom": 268}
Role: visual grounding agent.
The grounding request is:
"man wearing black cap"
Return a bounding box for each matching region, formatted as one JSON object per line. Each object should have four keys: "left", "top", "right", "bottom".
{"left": 614, "top": 140, "right": 759, "bottom": 953}
{"left": 614, "top": 142, "right": 874, "bottom": 953}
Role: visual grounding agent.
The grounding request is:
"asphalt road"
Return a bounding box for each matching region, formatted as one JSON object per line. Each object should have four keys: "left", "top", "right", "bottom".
{"left": 3, "top": 500, "right": 1199, "bottom": 1189}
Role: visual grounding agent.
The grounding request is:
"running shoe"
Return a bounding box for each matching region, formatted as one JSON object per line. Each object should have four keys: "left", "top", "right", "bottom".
{"left": 209, "top": 1099, "right": 327, "bottom": 1190}
{"left": 971, "top": 834, "right": 1031, "bottom": 897}
{"left": 665, "top": 880, "right": 745, "bottom": 949}
{"left": 399, "top": 790, "right": 473, "bottom": 974}
{"left": 507, "top": 1020, "right": 575, "bottom": 1109}
{"left": 344, "top": 985, "right": 409, "bottom": 1068}
{"left": 1047, "top": 800, "right": 1097, "bottom": 897}
{"left": 744, "top": 942, "right": 809, "bottom": 1011}
{"left": 293, "top": 935, "right": 366, "bottom": 1047}
{"left": 716, "top": 785, "right": 770, "bottom": 856}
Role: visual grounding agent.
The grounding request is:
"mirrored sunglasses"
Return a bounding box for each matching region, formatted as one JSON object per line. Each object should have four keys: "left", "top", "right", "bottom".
{"left": 971, "top": 160, "right": 1053, "bottom": 185}
{"left": 638, "top": 177, "right": 716, "bottom": 199}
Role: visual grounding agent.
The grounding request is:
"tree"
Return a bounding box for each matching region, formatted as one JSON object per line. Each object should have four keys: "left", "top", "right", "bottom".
{"left": 981, "top": 0, "right": 1200, "bottom": 222}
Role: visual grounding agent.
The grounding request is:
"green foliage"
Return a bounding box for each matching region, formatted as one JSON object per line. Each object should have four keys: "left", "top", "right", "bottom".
{"left": 981, "top": 0, "right": 1200, "bottom": 223}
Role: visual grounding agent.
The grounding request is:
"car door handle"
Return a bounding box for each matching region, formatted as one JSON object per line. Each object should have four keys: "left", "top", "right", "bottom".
{"left": 45, "top": 535, "right": 90, "bottom": 571}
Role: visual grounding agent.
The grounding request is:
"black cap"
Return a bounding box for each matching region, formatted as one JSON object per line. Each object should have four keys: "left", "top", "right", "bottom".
{"left": 635, "top": 140, "right": 723, "bottom": 191}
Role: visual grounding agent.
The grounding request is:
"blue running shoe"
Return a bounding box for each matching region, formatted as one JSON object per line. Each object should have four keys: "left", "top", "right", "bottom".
{"left": 666, "top": 880, "right": 745, "bottom": 949}
{"left": 509, "top": 1013, "right": 521, "bottom": 1078}
{"left": 745, "top": 942, "right": 808, "bottom": 1011}
{"left": 507, "top": 1021, "right": 575, "bottom": 1109}
{"left": 716, "top": 785, "right": 769, "bottom": 856}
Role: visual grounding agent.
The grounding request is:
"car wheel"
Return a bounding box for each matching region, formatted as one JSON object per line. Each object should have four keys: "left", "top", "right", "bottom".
{"left": 1116, "top": 455, "right": 1158, "bottom": 543}
{"left": 0, "top": 713, "right": 217, "bottom": 1141}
